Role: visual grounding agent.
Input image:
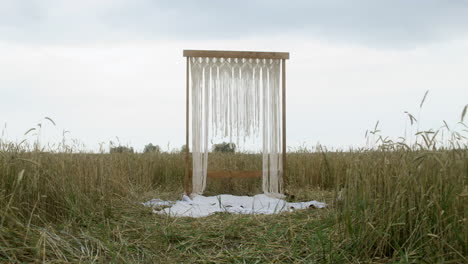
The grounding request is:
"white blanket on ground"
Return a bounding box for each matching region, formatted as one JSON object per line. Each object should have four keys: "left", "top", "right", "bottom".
{"left": 143, "top": 194, "right": 326, "bottom": 218}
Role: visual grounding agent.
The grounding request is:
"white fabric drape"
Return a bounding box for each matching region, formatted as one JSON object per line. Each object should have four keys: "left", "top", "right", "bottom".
{"left": 190, "top": 57, "right": 283, "bottom": 195}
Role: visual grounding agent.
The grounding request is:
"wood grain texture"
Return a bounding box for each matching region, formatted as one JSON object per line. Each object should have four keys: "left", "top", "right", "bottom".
{"left": 183, "top": 50, "right": 289, "bottom": 60}
{"left": 185, "top": 57, "right": 191, "bottom": 194}
{"left": 282, "top": 59, "right": 287, "bottom": 191}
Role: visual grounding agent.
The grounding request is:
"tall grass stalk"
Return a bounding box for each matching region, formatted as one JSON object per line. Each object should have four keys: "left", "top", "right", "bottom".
{"left": 0, "top": 116, "right": 466, "bottom": 262}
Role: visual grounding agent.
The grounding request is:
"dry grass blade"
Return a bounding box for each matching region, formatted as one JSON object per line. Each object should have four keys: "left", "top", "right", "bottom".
{"left": 16, "top": 158, "right": 41, "bottom": 166}
{"left": 16, "top": 169, "right": 25, "bottom": 186}
{"left": 404, "top": 111, "right": 417, "bottom": 125}
{"left": 24, "top": 128, "right": 36, "bottom": 136}
{"left": 443, "top": 120, "right": 450, "bottom": 131}
{"left": 461, "top": 104, "right": 467, "bottom": 122}
{"left": 44, "top": 117, "right": 56, "bottom": 126}
{"left": 420, "top": 90, "right": 429, "bottom": 108}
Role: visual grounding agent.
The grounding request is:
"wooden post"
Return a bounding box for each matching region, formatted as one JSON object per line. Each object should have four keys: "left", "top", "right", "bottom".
{"left": 185, "top": 57, "right": 191, "bottom": 195}
{"left": 281, "top": 59, "right": 287, "bottom": 192}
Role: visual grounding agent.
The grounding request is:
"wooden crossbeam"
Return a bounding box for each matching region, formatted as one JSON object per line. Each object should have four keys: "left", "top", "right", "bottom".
{"left": 183, "top": 50, "right": 289, "bottom": 60}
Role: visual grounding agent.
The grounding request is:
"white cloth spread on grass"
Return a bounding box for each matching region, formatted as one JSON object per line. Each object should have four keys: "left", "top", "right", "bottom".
{"left": 143, "top": 194, "right": 326, "bottom": 218}
{"left": 190, "top": 57, "right": 283, "bottom": 195}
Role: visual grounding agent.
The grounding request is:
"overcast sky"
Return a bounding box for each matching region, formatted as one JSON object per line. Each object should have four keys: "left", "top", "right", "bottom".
{"left": 1, "top": 0, "right": 467, "bottom": 152}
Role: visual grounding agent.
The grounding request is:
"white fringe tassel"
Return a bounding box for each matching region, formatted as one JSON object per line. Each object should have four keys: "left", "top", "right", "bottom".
{"left": 190, "top": 57, "right": 283, "bottom": 195}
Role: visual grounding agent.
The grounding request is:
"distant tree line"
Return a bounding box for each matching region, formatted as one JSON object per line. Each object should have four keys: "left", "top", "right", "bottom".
{"left": 109, "top": 146, "right": 134, "bottom": 153}
{"left": 180, "top": 142, "right": 236, "bottom": 153}
{"left": 110, "top": 142, "right": 236, "bottom": 154}
{"left": 143, "top": 143, "right": 160, "bottom": 153}
{"left": 212, "top": 142, "right": 236, "bottom": 153}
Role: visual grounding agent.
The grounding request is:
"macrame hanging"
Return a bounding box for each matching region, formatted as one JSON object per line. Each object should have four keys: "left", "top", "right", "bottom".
{"left": 188, "top": 53, "right": 286, "bottom": 196}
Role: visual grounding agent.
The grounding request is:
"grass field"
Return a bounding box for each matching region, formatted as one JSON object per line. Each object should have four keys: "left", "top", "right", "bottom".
{"left": 1, "top": 118, "right": 467, "bottom": 263}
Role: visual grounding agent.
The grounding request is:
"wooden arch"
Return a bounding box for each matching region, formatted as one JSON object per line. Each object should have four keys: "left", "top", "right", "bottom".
{"left": 183, "top": 50, "right": 289, "bottom": 194}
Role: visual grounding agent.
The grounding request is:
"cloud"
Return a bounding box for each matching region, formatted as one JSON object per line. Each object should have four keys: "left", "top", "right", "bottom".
{"left": 1, "top": 1, "right": 467, "bottom": 151}
{"left": 1, "top": 36, "right": 467, "bottom": 151}
{"left": 1, "top": 0, "right": 467, "bottom": 47}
